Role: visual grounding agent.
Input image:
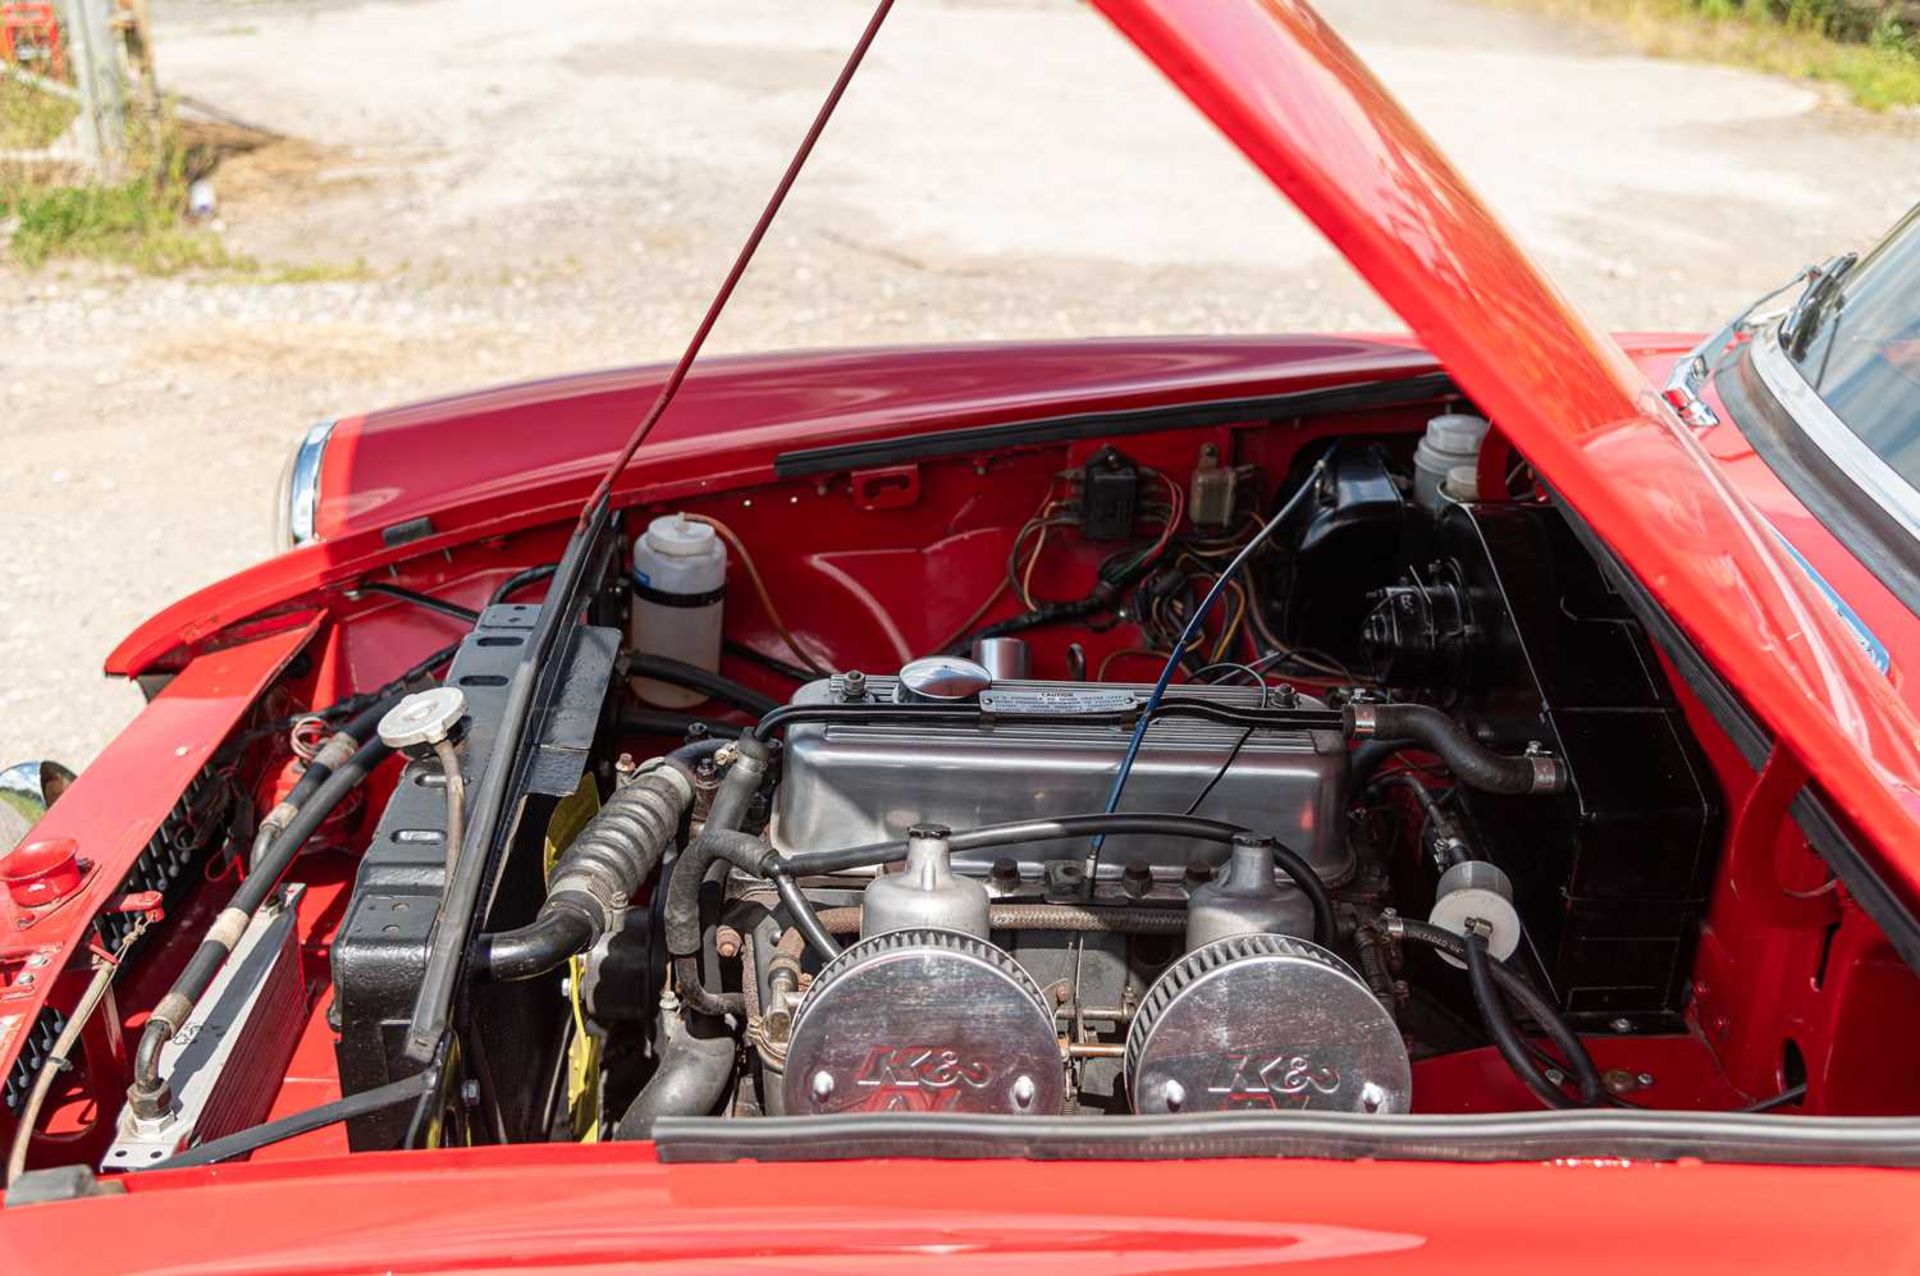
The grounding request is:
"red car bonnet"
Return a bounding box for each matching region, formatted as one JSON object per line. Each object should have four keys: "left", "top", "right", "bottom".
{"left": 1092, "top": 0, "right": 1920, "bottom": 898}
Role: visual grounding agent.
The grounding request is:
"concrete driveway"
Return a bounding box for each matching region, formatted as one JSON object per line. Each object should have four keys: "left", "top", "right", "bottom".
{"left": 2, "top": 0, "right": 1916, "bottom": 767}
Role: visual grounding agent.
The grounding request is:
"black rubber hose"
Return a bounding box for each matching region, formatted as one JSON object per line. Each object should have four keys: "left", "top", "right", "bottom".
{"left": 615, "top": 1030, "right": 738, "bottom": 1141}
{"left": 1395, "top": 918, "right": 1602, "bottom": 1107}
{"left": 1350, "top": 704, "right": 1562, "bottom": 795}
{"left": 491, "top": 563, "right": 557, "bottom": 604}
{"left": 769, "top": 812, "right": 1335, "bottom": 948}
{"left": 358, "top": 582, "right": 483, "bottom": 624}
{"left": 660, "top": 738, "right": 771, "bottom": 1017}
{"left": 1465, "top": 929, "right": 1575, "bottom": 1110}
{"left": 1349, "top": 737, "right": 1414, "bottom": 791}
{"left": 622, "top": 709, "right": 744, "bottom": 741}
{"left": 629, "top": 653, "right": 780, "bottom": 717}
{"left": 473, "top": 910, "right": 597, "bottom": 983}
{"left": 774, "top": 871, "right": 842, "bottom": 960}
{"left": 132, "top": 736, "right": 394, "bottom": 1112}
{"left": 477, "top": 766, "right": 694, "bottom": 982}
{"left": 665, "top": 829, "right": 778, "bottom": 961}
{"left": 723, "top": 638, "right": 814, "bottom": 683}
{"left": 749, "top": 698, "right": 1340, "bottom": 743}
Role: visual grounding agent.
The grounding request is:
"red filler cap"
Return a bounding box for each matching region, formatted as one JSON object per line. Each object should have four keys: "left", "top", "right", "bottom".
{"left": 2, "top": 837, "right": 83, "bottom": 907}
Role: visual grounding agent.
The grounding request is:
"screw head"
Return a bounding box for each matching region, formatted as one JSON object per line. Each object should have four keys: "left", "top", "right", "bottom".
{"left": 1636, "top": 1072, "right": 1655, "bottom": 1088}
{"left": 1161, "top": 1079, "right": 1186, "bottom": 1111}
{"left": 1610, "top": 1017, "right": 1634, "bottom": 1035}
{"left": 1359, "top": 1081, "right": 1389, "bottom": 1113}
{"left": 1011, "top": 1075, "right": 1035, "bottom": 1108}
{"left": 811, "top": 1070, "right": 836, "bottom": 1101}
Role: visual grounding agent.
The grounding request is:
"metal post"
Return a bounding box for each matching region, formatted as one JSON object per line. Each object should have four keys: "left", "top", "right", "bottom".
{"left": 58, "top": 0, "right": 124, "bottom": 178}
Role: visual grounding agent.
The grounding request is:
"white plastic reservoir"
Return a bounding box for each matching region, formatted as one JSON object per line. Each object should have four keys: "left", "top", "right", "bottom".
{"left": 629, "top": 513, "right": 727, "bottom": 708}
{"left": 1413, "top": 413, "right": 1490, "bottom": 512}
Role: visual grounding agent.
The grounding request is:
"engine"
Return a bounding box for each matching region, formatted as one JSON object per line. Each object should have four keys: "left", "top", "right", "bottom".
{"left": 755, "top": 667, "right": 1403, "bottom": 1118}
{"left": 313, "top": 418, "right": 1724, "bottom": 1142}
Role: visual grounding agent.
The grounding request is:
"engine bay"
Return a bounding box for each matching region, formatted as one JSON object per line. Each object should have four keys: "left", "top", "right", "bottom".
{"left": 17, "top": 399, "right": 1916, "bottom": 1176}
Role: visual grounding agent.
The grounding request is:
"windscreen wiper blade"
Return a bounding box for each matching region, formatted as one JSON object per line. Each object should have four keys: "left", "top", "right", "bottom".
{"left": 1664, "top": 260, "right": 1836, "bottom": 429}
{"left": 1779, "top": 252, "right": 1857, "bottom": 359}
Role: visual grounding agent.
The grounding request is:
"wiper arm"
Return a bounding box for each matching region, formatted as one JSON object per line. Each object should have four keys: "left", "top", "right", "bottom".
{"left": 1779, "top": 252, "right": 1857, "bottom": 359}
{"left": 1664, "top": 257, "right": 1850, "bottom": 429}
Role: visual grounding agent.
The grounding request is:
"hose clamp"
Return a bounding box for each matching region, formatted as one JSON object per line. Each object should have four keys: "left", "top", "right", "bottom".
{"left": 1347, "top": 702, "right": 1379, "bottom": 739}
{"left": 1528, "top": 753, "right": 1565, "bottom": 794}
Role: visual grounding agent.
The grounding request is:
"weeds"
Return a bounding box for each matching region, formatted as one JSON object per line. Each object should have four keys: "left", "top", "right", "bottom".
{"left": 1, "top": 87, "right": 244, "bottom": 273}
{"left": 0, "top": 78, "right": 78, "bottom": 149}
{"left": 1505, "top": 0, "right": 1920, "bottom": 108}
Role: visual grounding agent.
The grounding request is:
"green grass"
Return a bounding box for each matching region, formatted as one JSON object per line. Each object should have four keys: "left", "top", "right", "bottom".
{"left": 3, "top": 178, "right": 252, "bottom": 272}
{"left": 2, "top": 86, "right": 252, "bottom": 275}
{"left": 1506, "top": 0, "right": 1920, "bottom": 109}
{"left": 2, "top": 93, "right": 381, "bottom": 280}
{"left": 0, "top": 77, "right": 79, "bottom": 149}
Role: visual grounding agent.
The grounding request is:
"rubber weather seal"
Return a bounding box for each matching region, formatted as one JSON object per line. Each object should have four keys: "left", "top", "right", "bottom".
{"left": 771, "top": 371, "right": 1458, "bottom": 479}
{"left": 652, "top": 1110, "right": 1920, "bottom": 1169}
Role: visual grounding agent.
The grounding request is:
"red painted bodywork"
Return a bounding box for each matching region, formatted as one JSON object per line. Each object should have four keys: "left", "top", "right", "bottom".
{"left": 8, "top": 1148, "right": 1920, "bottom": 1274}
{"left": 6, "top": 0, "right": 1919, "bottom": 1264}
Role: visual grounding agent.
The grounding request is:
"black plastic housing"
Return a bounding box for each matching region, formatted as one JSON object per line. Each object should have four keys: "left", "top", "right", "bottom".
{"left": 331, "top": 604, "right": 617, "bottom": 1148}
{"left": 1397, "top": 502, "right": 1724, "bottom": 1031}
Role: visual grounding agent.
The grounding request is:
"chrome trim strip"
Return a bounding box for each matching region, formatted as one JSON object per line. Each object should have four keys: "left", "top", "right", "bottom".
{"left": 280, "top": 419, "right": 336, "bottom": 547}
{"left": 1662, "top": 337, "right": 1723, "bottom": 429}
{"left": 1748, "top": 326, "right": 1920, "bottom": 543}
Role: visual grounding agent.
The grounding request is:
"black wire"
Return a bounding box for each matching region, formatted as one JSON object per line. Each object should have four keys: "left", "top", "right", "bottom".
{"left": 357, "top": 582, "right": 483, "bottom": 624}
{"left": 1743, "top": 1083, "right": 1809, "bottom": 1113}
{"left": 1182, "top": 726, "right": 1255, "bottom": 816}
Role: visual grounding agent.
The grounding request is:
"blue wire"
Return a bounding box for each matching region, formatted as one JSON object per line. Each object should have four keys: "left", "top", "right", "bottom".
{"left": 1087, "top": 451, "right": 1334, "bottom": 874}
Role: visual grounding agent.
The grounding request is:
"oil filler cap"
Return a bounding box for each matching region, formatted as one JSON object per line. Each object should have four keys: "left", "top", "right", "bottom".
{"left": 896, "top": 655, "right": 993, "bottom": 702}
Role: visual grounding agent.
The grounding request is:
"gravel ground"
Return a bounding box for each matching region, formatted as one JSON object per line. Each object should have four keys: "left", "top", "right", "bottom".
{"left": 2, "top": 0, "right": 1917, "bottom": 770}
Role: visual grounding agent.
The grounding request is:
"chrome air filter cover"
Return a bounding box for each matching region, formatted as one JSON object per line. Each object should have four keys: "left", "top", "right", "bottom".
{"left": 1126, "top": 933, "right": 1411, "bottom": 1115}
{"left": 783, "top": 927, "right": 1064, "bottom": 1116}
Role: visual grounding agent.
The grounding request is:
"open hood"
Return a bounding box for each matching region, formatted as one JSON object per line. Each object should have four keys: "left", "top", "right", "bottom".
{"left": 1094, "top": 0, "right": 1920, "bottom": 901}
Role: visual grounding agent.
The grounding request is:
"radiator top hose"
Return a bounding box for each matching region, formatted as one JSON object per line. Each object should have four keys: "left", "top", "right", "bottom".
{"left": 1346, "top": 702, "right": 1564, "bottom": 795}
{"left": 477, "top": 762, "right": 695, "bottom": 982}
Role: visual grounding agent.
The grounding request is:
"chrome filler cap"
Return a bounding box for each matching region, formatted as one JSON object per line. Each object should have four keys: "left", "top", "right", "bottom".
{"left": 896, "top": 655, "right": 993, "bottom": 702}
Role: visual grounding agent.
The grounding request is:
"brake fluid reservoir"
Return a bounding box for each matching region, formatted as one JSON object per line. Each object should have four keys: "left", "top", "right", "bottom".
{"left": 629, "top": 513, "right": 726, "bottom": 708}
{"left": 1412, "top": 413, "right": 1490, "bottom": 512}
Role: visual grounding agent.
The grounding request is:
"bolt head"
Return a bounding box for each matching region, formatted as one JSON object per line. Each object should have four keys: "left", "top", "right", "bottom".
{"left": 1636, "top": 1072, "right": 1655, "bottom": 1088}
{"left": 1161, "top": 1078, "right": 1186, "bottom": 1111}
{"left": 1012, "top": 1075, "right": 1036, "bottom": 1108}
{"left": 1359, "top": 1081, "right": 1389, "bottom": 1113}
{"left": 811, "top": 1070, "right": 836, "bottom": 1101}
{"left": 1610, "top": 1017, "right": 1634, "bottom": 1035}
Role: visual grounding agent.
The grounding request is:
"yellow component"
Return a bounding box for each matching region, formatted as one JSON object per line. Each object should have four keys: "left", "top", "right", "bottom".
{"left": 544, "top": 775, "right": 604, "bottom": 1142}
